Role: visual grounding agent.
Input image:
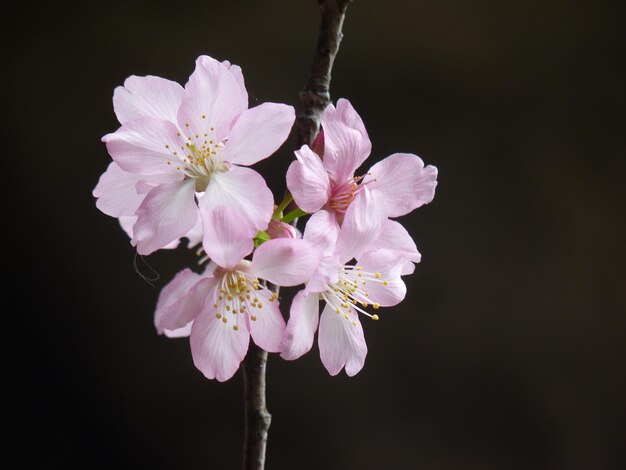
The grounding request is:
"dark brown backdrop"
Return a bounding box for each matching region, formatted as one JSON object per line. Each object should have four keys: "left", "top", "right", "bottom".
{"left": 8, "top": 1, "right": 625, "bottom": 468}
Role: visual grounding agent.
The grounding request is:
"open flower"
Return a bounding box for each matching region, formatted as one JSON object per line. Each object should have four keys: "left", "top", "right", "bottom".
{"left": 155, "top": 206, "right": 321, "bottom": 381}
{"left": 281, "top": 187, "right": 408, "bottom": 376}
{"left": 99, "top": 56, "right": 295, "bottom": 256}
{"left": 286, "top": 98, "right": 437, "bottom": 226}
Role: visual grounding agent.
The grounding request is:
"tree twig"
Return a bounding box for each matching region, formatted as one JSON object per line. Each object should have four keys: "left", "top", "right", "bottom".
{"left": 242, "top": 344, "right": 271, "bottom": 470}
{"left": 297, "top": 0, "right": 353, "bottom": 147}
{"left": 241, "top": 2, "right": 352, "bottom": 469}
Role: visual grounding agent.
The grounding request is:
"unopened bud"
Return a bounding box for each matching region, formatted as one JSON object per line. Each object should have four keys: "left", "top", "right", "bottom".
{"left": 267, "top": 219, "right": 300, "bottom": 239}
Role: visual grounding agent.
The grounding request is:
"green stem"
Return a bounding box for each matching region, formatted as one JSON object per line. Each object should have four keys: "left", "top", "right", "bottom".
{"left": 281, "top": 208, "right": 308, "bottom": 224}
{"left": 273, "top": 193, "right": 293, "bottom": 218}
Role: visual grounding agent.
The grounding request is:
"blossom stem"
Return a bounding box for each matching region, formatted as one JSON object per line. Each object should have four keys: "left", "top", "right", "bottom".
{"left": 281, "top": 208, "right": 308, "bottom": 224}
{"left": 242, "top": 343, "right": 272, "bottom": 470}
{"left": 273, "top": 193, "right": 293, "bottom": 218}
{"left": 296, "top": 0, "right": 353, "bottom": 147}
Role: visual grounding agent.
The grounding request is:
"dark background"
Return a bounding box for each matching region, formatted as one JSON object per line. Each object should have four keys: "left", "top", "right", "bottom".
{"left": 8, "top": 1, "right": 625, "bottom": 468}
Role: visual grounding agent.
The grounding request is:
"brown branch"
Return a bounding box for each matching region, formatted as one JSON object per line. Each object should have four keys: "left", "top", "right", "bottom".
{"left": 241, "top": 2, "right": 352, "bottom": 469}
{"left": 242, "top": 343, "right": 271, "bottom": 470}
{"left": 296, "top": 0, "right": 353, "bottom": 147}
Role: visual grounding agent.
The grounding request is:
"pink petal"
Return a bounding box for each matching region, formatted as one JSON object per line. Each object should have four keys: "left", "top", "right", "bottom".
{"left": 335, "top": 187, "right": 386, "bottom": 263}
{"left": 281, "top": 290, "right": 320, "bottom": 360}
{"left": 113, "top": 75, "right": 184, "bottom": 125}
{"left": 356, "top": 249, "right": 407, "bottom": 307}
{"left": 119, "top": 216, "right": 137, "bottom": 240}
{"left": 249, "top": 239, "right": 321, "bottom": 287}
{"left": 183, "top": 216, "right": 203, "bottom": 247}
{"left": 220, "top": 103, "right": 295, "bottom": 166}
{"left": 304, "top": 255, "right": 340, "bottom": 294}
{"left": 303, "top": 210, "right": 340, "bottom": 257}
{"left": 221, "top": 60, "right": 248, "bottom": 105}
{"left": 119, "top": 216, "right": 181, "bottom": 249}
{"left": 286, "top": 145, "right": 331, "bottom": 213}
{"left": 102, "top": 117, "right": 184, "bottom": 177}
{"left": 246, "top": 289, "right": 286, "bottom": 353}
{"left": 370, "top": 219, "right": 421, "bottom": 264}
{"left": 132, "top": 179, "right": 198, "bottom": 255}
{"left": 93, "top": 163, "right": 144, "bottom": 217}
{"left": 155, "top": 270, "right": 213, "bottom": 334}
{"left": 201, "top": 206, "right": 254, "bottom": 269}
{"left": 177, "top": 55, "right": 247, "bottom": 142}
{"left": 366, "top": 153, "right": 438, "bottom": 217}
{"left": 200, "top": 165, "right": 273, "bottom": 233}
{"left": 401, "top": 260, "right": 416, "bottom": 275}
{"left": 190, "top": 305, "right": 250, "bottom": 382}
{"left": 318, "top": 303, "right": 367, "bottom": 376}
{"left": 164, "top": 322, "right": 193, "bottom": 338}
{"left": 321, "top": 99, "right": 372, "bottom": 182}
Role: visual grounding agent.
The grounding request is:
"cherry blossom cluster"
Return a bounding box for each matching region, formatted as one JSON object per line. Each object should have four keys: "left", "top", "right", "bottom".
{"left": 94, "top": 55, "right": 438, "bottom": 381}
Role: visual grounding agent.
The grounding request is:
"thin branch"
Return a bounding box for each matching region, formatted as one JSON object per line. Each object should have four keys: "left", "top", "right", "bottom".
{"left": 241, "top": 2, "right": 353, "bottom": 469}
{"left": 242, "top": 344, "right": 271, "bottom": 470}
{"left": 296, "top": 0, "right": 353, "bottom": 147}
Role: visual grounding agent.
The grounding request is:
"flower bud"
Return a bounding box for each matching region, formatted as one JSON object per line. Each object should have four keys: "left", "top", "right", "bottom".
{"left": 267, "top": 219, "right": 300, "bottom": 239}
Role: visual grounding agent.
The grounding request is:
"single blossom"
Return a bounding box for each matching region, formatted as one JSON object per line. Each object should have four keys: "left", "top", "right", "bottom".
{"left": 286, "top": 98, "right": 438, "bottom": 226}
{"left": 155, "top": 206, "right": 321, "bottom": 382}
{"left": 98, "top": 55, "right": 295, "bottom": 256}
{"left": 281, "top": 187, "right": 408, "bottom": 376}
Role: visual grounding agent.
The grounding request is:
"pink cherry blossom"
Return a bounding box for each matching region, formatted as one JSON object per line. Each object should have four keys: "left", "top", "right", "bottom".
{"left": 286, "top": 98, "right": 438, "bottom": 226}
{"left": 99, "top": 56, "right": 295, "bottom": 256}
{"left": 155, "top": 206, "right": 321, "bottom": 381}
{"left": 281, "top": 187, "right": 408, "bottom": 376}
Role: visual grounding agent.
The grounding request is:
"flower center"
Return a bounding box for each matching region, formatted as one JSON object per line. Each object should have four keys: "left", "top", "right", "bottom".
{"left": 164, "top": 122, "right": 230, "bottom": 192}
{"left": 321, "top": 264, "right": 389, "bottom": 325}
{"left": 210, "top": 266, "right": 278, "bottom": 331}
{"left": 327, "top": 174, "right": 371, "bottom": 217}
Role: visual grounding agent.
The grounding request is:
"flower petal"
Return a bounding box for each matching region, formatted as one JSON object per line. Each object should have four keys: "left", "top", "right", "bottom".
{"left": 281, "top": 290, "right": 320, "bottom": 360}
{"left": 201, "top": 206, "right": 254, "bottom": 269}
{"left": 303, "top": 210, "right": 340, "bottom": 257}
{"left": 304, "top": 255, "right": 340, "bottom": 294}
{"left": 164, "top": 322, "right": 193, "bottom": 338}
{"left": 356, "top": 249, "right": 407, "bottom": 307}
{"left": 113, "top": 75, "right": 184, "bottom": 125}
{"left": 370, "top": 219, "right": 421, "bottom": 264}
{"left": 220, "top": 103, "right": 295, "bottom": 166}
{"left": 366, "top": 153, "right": 438, "bottom": 217}
{"left": 335, "top": 187, "right": 385, "bottom": 263}
{"left": 93, "top": 163, "right": 144, "bottom": 217}
{"left": 318, "top": 303, "right": 367, "bottom": 376}
{"left": 132, "top": 179, "right": 198, "bottom": 255}
{"left": 200, "top": 165, "right": 273, "bottom": 233}
{"left": 221, "top": 60, "right": 248, "bottom": 105}
{"left": 155, "top": 270, "right": 214, "bottom": 334}
{"left": 177, "top": 55, "right": 247, "bottom": 142}
{"left": 102, "top": 117, "right": 184, "bottom": 176}
{"left": 286, "top": 145, "right": 331, "bottom": 213}
{"left": 321, "top": 99, "right": 372, "bottom": 182}
{"left": 246, "top": 288, "right": 286, "bottom": 353}
{"left": 190, "top": 306, "right": 250, "bottom": 382}
{"left": 249, "top": 239, "right": 321, "bottom": 287}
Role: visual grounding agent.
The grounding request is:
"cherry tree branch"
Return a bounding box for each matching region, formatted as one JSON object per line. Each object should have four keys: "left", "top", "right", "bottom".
{"left": 241, "top": 2, "right": 352, "bottom": 469}
{"left": 242, "top": 344, "right": 271, "bottom": 470}
{"left": 297, "top": 0, "right": 353, "bottom": 147}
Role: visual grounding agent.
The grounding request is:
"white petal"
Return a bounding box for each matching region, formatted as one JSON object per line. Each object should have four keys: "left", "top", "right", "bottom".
{"left": 318, "top": 303, "right": 367, "bottom": 376}
{"left": 113, "top": 75, "right": 184, "bottom": 125}
{"left": 281, "top": 290, "right": 320, "bottom": 360}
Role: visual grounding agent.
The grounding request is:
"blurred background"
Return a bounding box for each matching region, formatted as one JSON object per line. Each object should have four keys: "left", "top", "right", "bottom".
{"left": 7, "top": 1, "right": 625, "bottom": 468}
